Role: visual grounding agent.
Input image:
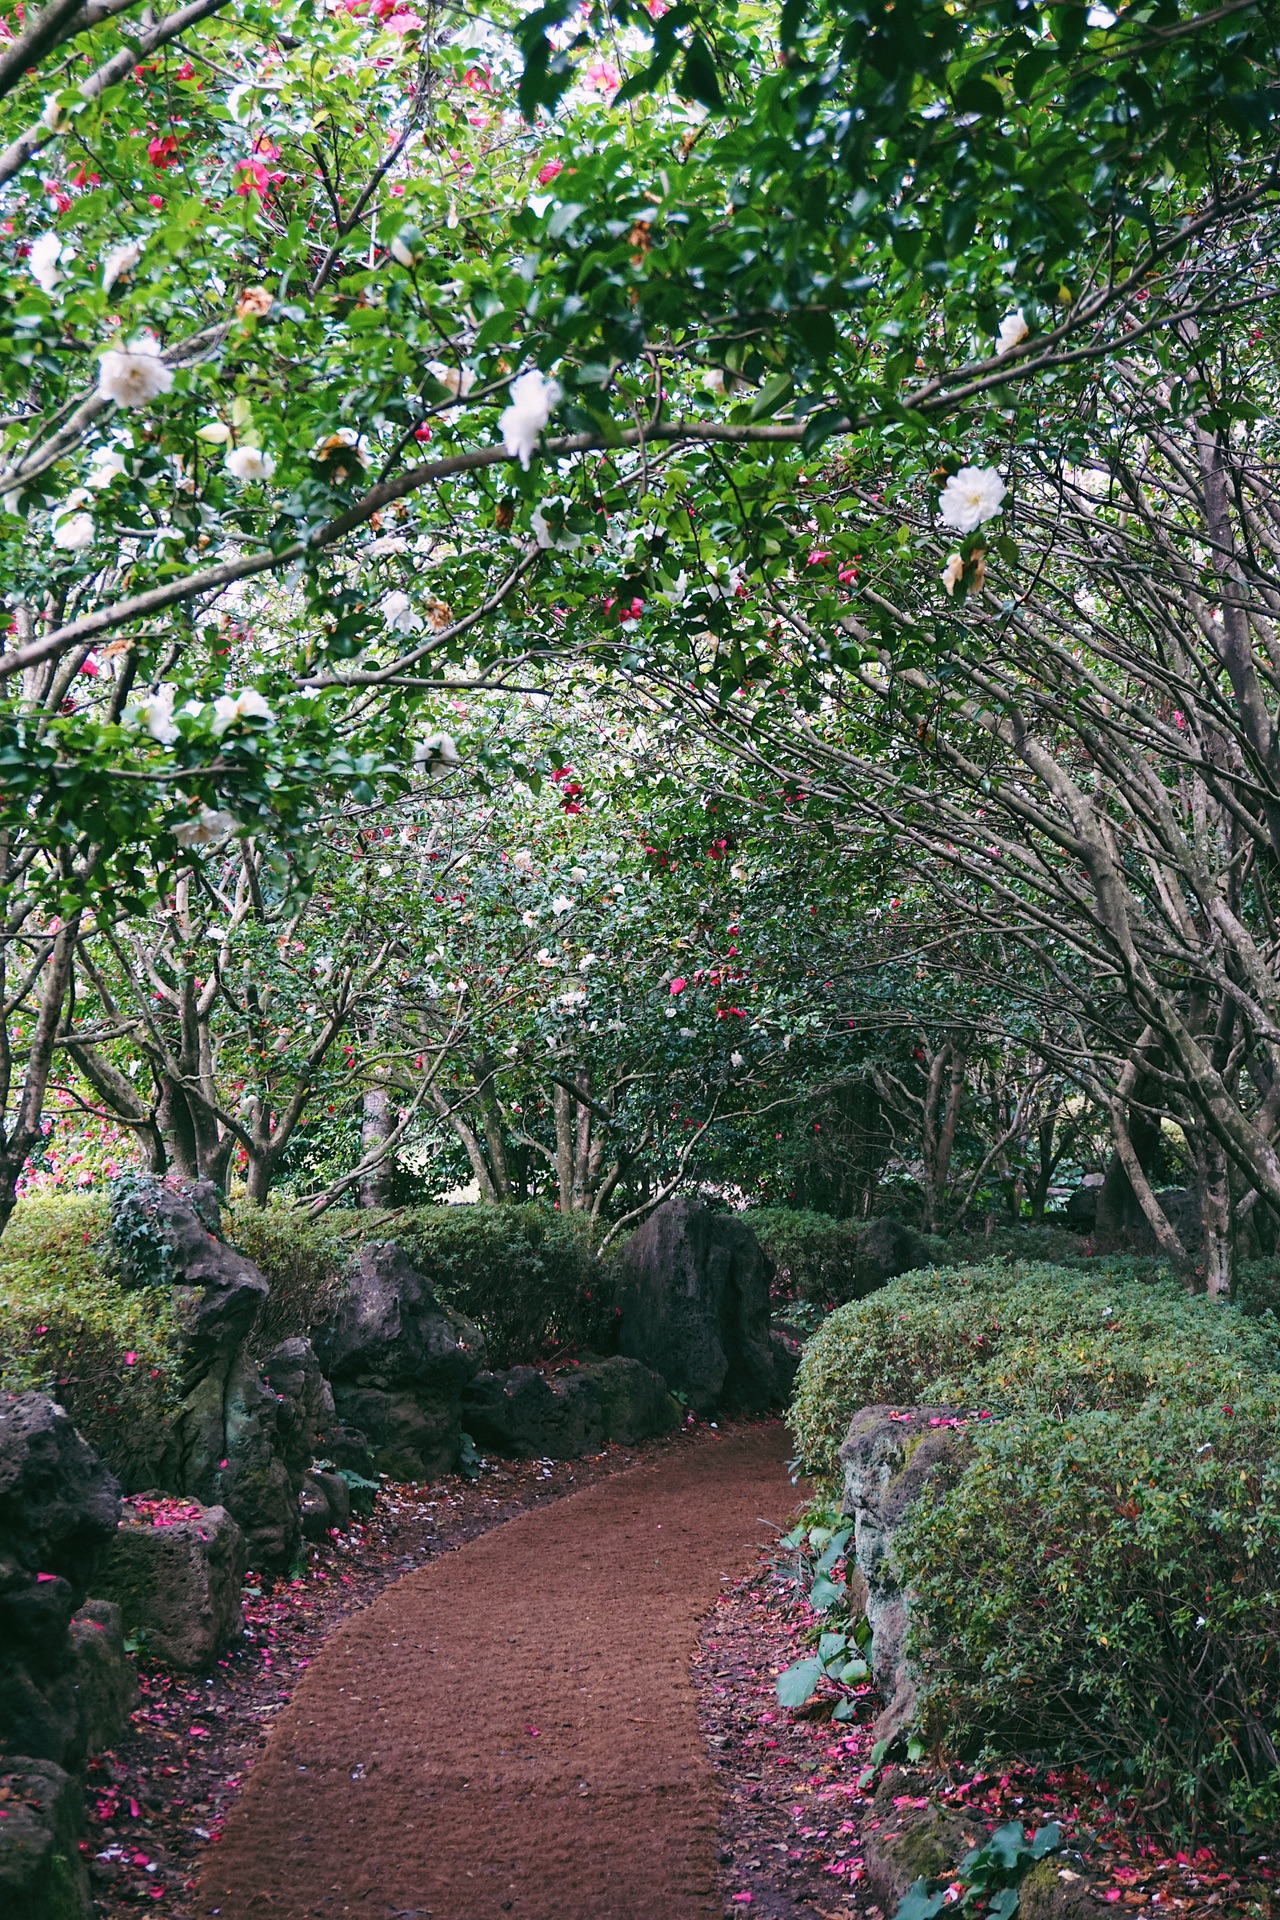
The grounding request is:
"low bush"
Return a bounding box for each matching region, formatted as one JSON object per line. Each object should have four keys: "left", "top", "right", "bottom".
{"left": 790, "top": 1258, "right": 1279, "bottom": 1479}
{"left": 234, "top": 1199, "right": 615, "bottom": 1366}
{"left": 0, "top": 1194, "right": 180, "bottom": 1485}
{"left": 792, "top": 1260, "right": 1280, "bottom": 1829}
{"left": 387, "top": 1204, "right": 612, "bottom": 1366}
{"left": 746, "top": 1209, "right": 864, "bottom": 1313}
{"left": 897, "top": 1394, "right": 1280, "bottom": 1826}
{"left": 228, "top": 1204, "right": 356, "bottom": 1356}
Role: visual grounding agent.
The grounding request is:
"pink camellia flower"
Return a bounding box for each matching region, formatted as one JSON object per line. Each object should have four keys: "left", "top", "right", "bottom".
{"left": 838, "top": 562, "right": 858, "bottom": 584}
{"left": 385, "top": 11, "right": 423, "bottom": 32}
{"left": 234, "top": 157, "right": 271, "bottom": 196}
{"left": 670, "top": 978, "right": 686, "bottom": 995}
{"left": 124, "top": 1351, "right": 137, "bottom": 1366}
{"left": 807, "top": 548, "right": 832, "bottom": 566}
{"left": 147, "top": 133, "right": 179, "bottom": 169}
{"left": 147, "top": 193, "right": 164, "bottom": 208}
{"left": 537, "top": 157, "right": 564, "bottom": 185}
{"left": 584, "top": 57, "right": 620, "bottom": 96}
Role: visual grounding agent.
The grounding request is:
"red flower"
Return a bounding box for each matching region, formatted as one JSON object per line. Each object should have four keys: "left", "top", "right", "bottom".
{"left": 537, "top": 157, "right": 564, "bottom": 185}
{"left": 147, "top": 193, "right": 164, "bottom": 208}
{"left": 147, "top": 133, "right": 179, "bottom": 169}
{"left": 806, "top": 548, "right": 832, "bottom": 566}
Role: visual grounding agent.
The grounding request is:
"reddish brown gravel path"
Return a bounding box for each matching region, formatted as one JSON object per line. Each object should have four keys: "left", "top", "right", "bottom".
{"left": 198, "top": 1423, "right": 797, "bottom": 1920}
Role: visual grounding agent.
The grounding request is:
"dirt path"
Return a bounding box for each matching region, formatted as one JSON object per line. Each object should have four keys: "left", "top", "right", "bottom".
{"left": 198, "top": 1422, "right": 796, "bottom": 1920}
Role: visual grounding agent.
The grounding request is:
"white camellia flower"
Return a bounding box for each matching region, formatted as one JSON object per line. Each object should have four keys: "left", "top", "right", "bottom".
{"left": 550, "top": 893, "right": 573, "bottom": 916}
{"left": 98, "top": 337, "right": 174, "bottom": 409}
{"left": 225, "top": 445, "right": 277, "bottom": 483}
{"left": 427, "top": 359, "right": 476, "bottom": 399}
{"left": 580, "top": 952, "right": 597, "bottom": 969}
{"left": 213, "top": 687, "right": 273, "bottom": 731}
{"left": 512, "top": 849, "right": 534, "bottom": 872}
{"left": 938, "top": 465, "right": 1007, "bottom": 533}
{"left": 520, "top": 909, "right": 539, "bottom": 927}
{"left": 52, "top": 511, "right": 94, "bottom": 551}
{"left": 531, "top": 504, "right": 581, "bottom": 552}
{"left": 498, "top": 370, "right": 562, "bottom": 470}
{"left": 128, "top": 684, "right": 179, "bottom": 745}
{"left": 535, "top": 948, "right": 557, "bottom": 968}
{"left": 87, "top": 447, "right": 128, "bottom": 489}
{"left": 28, "top": 233, "right": 63, "bottom": 293}
{"left": 570, "top": 867, "right": 588, "bottom": 883}
{"left": 941, "top": 553, "right": 964, "bottom": 597}
{"left": 102, "top": 240, "right": 143, "bottom": 293}
{"left": 41, "top": 94, "right": 69, "bottom": 131}
{"left": 381, "top": 589, "right": 419, "bottom": 634}
{"left": 995, "top": 309, "right": 1028, "bottom": 356}
{"left": 731, "top": 1050, "right": 746, "bottom": 1069}
{"left": 173, "top": 807, "right": 238, "bottom": 849}
{"left": 414, "top": 731, "right": 461, "bottom": 776}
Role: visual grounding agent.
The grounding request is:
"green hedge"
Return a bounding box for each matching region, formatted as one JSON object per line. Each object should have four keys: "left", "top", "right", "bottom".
{"left": 231, "top": 1200, "right": 612, "bottom": 1368}
{"left": 0, "top": 1194, "right": 180, "bottom": 1485}
{"left": 228, "top": 1203, "right": 356, "bottom": 1357}
{"left": 898, "top": 1394, "right": 1280, "bottom": 1825}
{"left": 385, "top": 1204, "right": 610, "bottom": 1367}
{"left": 790, "top": 1257, "right": 1278, "bottom": 1479}
{"left": 792, "top": 1260, "right": 1280, "bottom": 1824}
{"left": 746, "top": 1209, "right": 864, "bottom": 1311}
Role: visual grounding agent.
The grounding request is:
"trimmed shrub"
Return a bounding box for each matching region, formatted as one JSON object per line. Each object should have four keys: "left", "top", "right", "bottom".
{"left": 227, "top": 1200, "right": 613, "bottom": 1368}
{"left": 228, "top": 1203, "right": 356, "bottom": 1357}
{"left": 897, "top": 1394, "right": 1280, "bottom": 1824}
{"left": 746, "top": 1209, "right": 864, "bottom": 1312}
{"left": 792, "top": 1259, "right": 1280, "bottom": 1825}
{"left": 790, "top": 1258, "right": 1280, "bottom": 1479}
{"left": 0, "top": 1194, "right": 180, "bottom": 1484}
{"left": 388, "top": 1204, "right": 611, "bottom": 1366}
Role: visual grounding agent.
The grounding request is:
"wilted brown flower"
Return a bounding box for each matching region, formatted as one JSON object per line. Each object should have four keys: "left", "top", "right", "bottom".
{"left": 236, "top": 285, "right": 273, "bottom": 319}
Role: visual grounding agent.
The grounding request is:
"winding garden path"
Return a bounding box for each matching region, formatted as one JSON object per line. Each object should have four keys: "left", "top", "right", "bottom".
{"left": 197, "top": 1423, "right": 796, "bottom": 1920}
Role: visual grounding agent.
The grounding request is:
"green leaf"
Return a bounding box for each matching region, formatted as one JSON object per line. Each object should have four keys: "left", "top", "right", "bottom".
{"left": 818, "top": 1631, "right": 848, "bottom": 1662}
{"left": 986, "top": 1890, "right": 1021, "bottom": 1920}
{"left": 1030, "top": 1825, "right": 1062, "bottom": 1861}
{"left": 893, "top": 1878, "right": 947, "bottom": 1920}
{"left": 808, "top": 1572, "right": 842, "bottom": 1611}
{"left": 678, "top": 34, "right": 723, "bottom": 111}
{"left": 776, "top": 1654, "right": 825, "bottom": 1709}
{"left": 953, "top": 75, "right": 1005, "bottom": 117}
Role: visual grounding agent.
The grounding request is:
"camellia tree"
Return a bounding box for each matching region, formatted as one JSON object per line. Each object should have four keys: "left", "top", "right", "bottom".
{"left": 3, "top": 0, "right": 1278, "bottom": 1238}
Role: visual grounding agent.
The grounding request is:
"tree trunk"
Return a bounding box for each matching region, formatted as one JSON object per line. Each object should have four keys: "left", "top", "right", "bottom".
{"left": 1193, "top": 1130, "right": 1233, "bottom": 1300}
{"left": 553, "top": 1080, "right": 574, "bottom": 1213}
{"left": 0, "top": 916, "right": 81, "bottom": 1234}
{"left": 921, "top": 1040, "right": 966, "bottom": 1233}
{"left": 358, "top": 1083, "right": 396, "bottom": 1207}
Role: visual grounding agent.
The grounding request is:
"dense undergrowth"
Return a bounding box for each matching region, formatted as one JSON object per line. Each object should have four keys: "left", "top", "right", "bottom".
{"left": 793, "top": 1260, "right": 1280, "bottom": 1835}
